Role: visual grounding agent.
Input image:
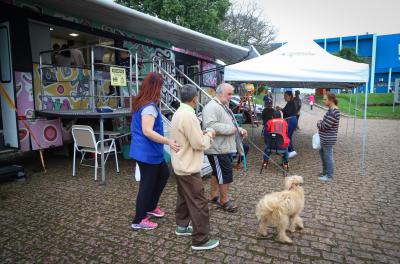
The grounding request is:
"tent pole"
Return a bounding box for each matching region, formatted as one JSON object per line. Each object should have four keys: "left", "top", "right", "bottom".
{"left": 346, "top": 89, "right": 353, "bottom": 136}
{"left": 352, "top": 88, "right": 358, "bottom": 149}
{"left": 360, "top": 83, "right": 368, "bottom": 176}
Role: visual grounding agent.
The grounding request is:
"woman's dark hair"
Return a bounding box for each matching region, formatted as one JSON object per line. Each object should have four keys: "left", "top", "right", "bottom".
{"left": 326, "top": 92, "right": 338, "bottom": 106}
{"left": 60, "top": 44, "right": 71, "bottom": 57}
{"left": 132, "top": 72, "right": 163, "bottom": 112}
{"left": 272, "top": 110, "right": 282, "bottom": 118}
{"left": 284, "top": 91, "right": 293, "bottom": 98}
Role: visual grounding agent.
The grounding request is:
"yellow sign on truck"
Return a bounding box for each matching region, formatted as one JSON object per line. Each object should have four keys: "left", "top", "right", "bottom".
{"left": 110, "top": 67, "right": 127, "bottom": 86}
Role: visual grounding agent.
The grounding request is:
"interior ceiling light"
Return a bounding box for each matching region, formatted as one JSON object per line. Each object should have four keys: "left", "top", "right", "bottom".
{"left": 49, "top": 27, "right": 54, "bottom": 31}
{"left": 69, "top": 33, "right": 79, "bottom": 37}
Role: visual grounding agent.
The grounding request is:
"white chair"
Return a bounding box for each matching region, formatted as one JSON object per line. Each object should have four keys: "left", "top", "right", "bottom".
{"left": 71, "top": 125, "right": 119, "bottom": 180}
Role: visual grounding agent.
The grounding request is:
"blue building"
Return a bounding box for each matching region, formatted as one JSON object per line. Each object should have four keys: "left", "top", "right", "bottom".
{"left": 315, "top": 33, "right": 400, "bottom": 93}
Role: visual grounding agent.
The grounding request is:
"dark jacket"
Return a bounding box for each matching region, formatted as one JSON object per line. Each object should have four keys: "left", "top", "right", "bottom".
{"left": 282, "top": 100, "right": 297, "bottom": 118}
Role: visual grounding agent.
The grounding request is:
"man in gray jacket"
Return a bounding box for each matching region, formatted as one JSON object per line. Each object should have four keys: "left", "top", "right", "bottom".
{"left": 202, "top": 83, "right": 247, "bottom": 212}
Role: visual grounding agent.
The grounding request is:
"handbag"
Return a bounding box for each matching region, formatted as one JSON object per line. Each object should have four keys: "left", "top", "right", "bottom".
{"left": 312, "top": 133, "right": 321, "bottom": 150}
{"left": 134, "top": 163, "right": 141, "bottom": 181}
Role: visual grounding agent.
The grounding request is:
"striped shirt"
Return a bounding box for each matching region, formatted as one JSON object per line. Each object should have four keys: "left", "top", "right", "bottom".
{"left": 317, "top": 108, "right": 340, "bottom": 146}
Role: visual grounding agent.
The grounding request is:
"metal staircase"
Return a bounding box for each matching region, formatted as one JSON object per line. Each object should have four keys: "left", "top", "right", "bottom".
{"left": 152, "top": 57, "right": 213, "bottom": 176}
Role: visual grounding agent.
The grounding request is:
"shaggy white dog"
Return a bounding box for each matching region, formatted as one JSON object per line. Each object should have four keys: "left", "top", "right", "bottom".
{"left": 255, "top": 175, "right": 304, "bottom": 244}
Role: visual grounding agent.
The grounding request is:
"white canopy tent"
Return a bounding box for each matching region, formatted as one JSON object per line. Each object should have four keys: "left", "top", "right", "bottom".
{"left": 225, "top": 40, "right": 369, "bottom": 87}
{"left": 224, "top": 40, "right": 370, "bottom": 175}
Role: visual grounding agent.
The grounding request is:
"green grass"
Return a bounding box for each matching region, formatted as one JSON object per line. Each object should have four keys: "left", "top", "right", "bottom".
{"left": 244, "top": 93, "right": 400, "bottom": 119}
{"left": 316, "top": 93, "right": 400, "bottom": 119}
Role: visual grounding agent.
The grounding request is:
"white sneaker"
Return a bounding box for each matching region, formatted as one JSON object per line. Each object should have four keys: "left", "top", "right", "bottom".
{"left": 288, "top": 151, "right": 297, "bottom": 159}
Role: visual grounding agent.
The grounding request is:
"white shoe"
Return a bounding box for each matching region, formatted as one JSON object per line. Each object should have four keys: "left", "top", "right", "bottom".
{"left": 288, "top": 151, "right": 297, "bottom": 159}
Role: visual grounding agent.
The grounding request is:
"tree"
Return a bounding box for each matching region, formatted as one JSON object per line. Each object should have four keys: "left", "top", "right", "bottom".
{"left": 223, "top": 2, "right": 276, "bottom": 54}
{"left": 334, "top": 47, "right": 367, "bottom": 63}
{"left": 114, "top": 0, "right": 231, "bottom": 39}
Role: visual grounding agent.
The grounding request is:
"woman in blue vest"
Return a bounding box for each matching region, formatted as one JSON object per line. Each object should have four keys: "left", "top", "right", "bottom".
{"left": 130, "top": 72, "right": 180, "bottom": 230}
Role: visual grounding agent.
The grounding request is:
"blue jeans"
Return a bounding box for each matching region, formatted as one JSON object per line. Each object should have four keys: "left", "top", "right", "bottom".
{"left": 263, "top": 145, "right": 289, "bottom": 163}
{"left": 319, "top": 146, "right": 334, "bottom": 178}
{"left": 286, "top": 116, "right": 298, "bottom": 152}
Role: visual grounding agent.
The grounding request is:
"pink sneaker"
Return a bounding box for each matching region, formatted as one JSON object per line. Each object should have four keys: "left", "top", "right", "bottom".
{"left": 131, "top": 217, "right": 158, "bottom": 230}
{"left": 147, "top": 207, "right": 165, "bottom": 218}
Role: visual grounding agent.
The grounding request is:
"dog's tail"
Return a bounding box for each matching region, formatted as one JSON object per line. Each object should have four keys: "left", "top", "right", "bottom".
{"left": 256, "top": 196, "right": 283, "bottom": 222}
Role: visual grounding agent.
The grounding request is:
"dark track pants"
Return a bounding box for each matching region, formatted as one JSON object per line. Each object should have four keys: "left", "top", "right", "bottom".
{"left": 133, "top": 161, "right": 169, "bottom": 224}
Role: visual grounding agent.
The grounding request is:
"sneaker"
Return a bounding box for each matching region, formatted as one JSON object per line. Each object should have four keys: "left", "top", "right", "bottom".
{"left": 175, "top": 225, "right": 193, "bottom": 236}
{"left": 288, "top": 151, "right": 297, "bottom": 159}
{"left": 319, "top": 175, "right": 332, "bottom": 182}
{"left": 191, "top": 239, "right": 219, "bottom": 251}
{"left": 131, "top": 217, "right": 158, "bottom": 230}
{"left": 147, "top": 207, "right": 165, "bottom": 218}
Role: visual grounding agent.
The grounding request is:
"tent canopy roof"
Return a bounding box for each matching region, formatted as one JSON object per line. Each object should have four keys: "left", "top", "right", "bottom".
{"left": 31, "top": 0, "right": 256, "bottom": 64}
{"left": 224, "top": 40, "right": 370, "bottom": 88}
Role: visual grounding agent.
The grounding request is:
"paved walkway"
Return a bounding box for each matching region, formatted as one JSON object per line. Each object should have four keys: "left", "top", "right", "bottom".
{"left": 1, "top": 105, "right": 400, "bottom": 263}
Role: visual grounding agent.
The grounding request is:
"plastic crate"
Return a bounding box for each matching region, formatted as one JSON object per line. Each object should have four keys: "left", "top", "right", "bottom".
{"left": 122, "top": 143, "right": 132, "bottom": 160}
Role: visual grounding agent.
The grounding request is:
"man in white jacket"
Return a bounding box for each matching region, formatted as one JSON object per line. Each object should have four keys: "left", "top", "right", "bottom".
{"left": 202, "top": 83, "right": 247, "bottom": 213}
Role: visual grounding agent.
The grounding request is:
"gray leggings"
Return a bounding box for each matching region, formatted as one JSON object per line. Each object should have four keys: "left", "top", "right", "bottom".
{"left": 319, "top": 145, "right": 334, "bottom": 178}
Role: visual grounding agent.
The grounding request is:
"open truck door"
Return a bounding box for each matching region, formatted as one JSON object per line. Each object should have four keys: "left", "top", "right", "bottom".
{"left": 0, "top": 21, "right": 18, "bottom": 149}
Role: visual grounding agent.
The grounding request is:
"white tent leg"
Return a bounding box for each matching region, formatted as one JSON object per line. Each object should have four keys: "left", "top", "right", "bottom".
{"left": 346, "top": 89, "right": 353, "bottom": 136}
{"left": 352, "top": 88, "right": 359, "bottom": 149}
{"left": 360, "top": 83, "right": 368, "bottom": 175}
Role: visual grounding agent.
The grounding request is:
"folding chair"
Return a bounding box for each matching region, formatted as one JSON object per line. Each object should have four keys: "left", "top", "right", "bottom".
{"left": 260, "top": 132, "right": 289, "bottom": 175}
{"left": 71, "top": 125, "right": 119, "bottom": 180}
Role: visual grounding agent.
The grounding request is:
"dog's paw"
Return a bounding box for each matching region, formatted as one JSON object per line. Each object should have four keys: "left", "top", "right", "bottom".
{"left": 258, "top": 230, "right": 268, "bottom": 237}
{"left": 278, "top": 236, "right": 293, "bottom": 244}
{"left": 282, "top": 238, "right": 293, "bottom": 244}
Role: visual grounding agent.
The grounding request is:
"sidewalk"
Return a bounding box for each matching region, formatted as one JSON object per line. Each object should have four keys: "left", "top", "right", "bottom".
{"left": 1, "top": 106, "right": 399, "bottom": 263}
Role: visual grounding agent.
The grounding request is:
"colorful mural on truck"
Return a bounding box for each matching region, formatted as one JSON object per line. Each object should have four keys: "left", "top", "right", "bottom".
{"left": 124, "top": 40, "right": 178, "bottom": 105}
{"left": 15, "top": 71, "right": 67, "bottom": 151}
{"left": 32, "top": 64, "right": 122, "bottom": 111}
{"left": 202, "top": 61, "right": 218, "bottom": 87}
{"left": 16, "top": 72, "right": 34, "bottom": 119}
{"left": 33, "top": 64, "right": 90, "bottom": 111}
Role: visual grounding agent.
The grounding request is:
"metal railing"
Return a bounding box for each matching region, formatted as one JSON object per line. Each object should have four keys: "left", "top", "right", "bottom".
{"left": 38, "top": 44, "right": 138, "bottom": 112}
{"left": 152, "top": 56, "right": 213, "bottom": 113}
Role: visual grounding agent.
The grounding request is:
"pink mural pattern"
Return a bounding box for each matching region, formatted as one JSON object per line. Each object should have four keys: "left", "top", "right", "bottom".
{"left": 16, "top": 72, "right": 34, "bottom": 118}
{"left": 202, "top": 62, "right": 218, "bottom": 87}
{"left": 29, "top": 119, "right": 63, "bottom": 151}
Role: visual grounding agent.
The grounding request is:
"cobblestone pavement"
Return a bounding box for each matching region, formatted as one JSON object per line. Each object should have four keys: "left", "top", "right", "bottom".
{"left": 1, "top": 105, "right": 400, "bottom": 264}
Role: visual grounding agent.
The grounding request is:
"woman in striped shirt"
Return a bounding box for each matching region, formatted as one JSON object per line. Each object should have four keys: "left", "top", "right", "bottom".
{"left": 317, "top": 92, "right": 340, "bottom": 182}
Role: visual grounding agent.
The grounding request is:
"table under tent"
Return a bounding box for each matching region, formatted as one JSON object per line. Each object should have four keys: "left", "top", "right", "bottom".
{"left": 224, "top": 40, "right": 370, "bottom": 174}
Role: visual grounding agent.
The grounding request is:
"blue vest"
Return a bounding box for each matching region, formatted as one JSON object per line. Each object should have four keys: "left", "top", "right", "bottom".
{"left": 130, "top": 103, "right": 164, "bottom": 164}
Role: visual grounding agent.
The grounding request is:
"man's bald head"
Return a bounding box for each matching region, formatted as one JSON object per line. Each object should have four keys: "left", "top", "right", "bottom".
{"left": 215, "top": 83, "right": 234, "bottom": 105}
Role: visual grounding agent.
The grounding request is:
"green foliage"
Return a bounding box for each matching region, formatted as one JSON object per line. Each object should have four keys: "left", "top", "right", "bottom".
{"left": 115, "top": 0, "right": 231, "bottom": 39}
{"left": 334, "top": 47, "right": 367, "bottom": 63}
{"left": 316, "top": 93, "right": 400, "bottom": 119}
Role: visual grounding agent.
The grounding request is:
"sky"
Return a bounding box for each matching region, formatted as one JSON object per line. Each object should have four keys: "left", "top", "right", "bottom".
{"left": 236, "top": 0, "right": 400, "bottom": 42}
